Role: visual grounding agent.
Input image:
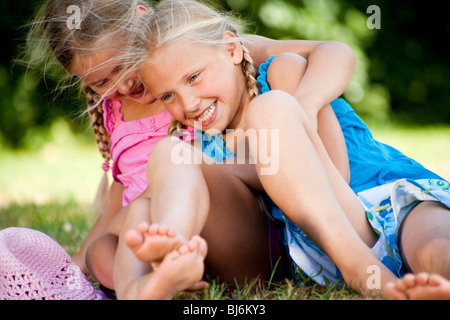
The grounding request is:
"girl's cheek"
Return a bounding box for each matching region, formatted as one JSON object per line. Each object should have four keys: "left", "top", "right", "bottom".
{"left": 167, "top": 105, "right": 182, "bottom": 118}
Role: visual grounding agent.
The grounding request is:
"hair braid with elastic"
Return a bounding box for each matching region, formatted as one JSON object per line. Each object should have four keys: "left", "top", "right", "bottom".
{"left": 83, "top": 85, "right": 111, "bottom": 164}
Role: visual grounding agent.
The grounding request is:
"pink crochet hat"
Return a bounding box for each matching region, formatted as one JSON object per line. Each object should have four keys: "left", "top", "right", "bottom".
{"left": 0, "top": 227, "right": 103, "bottom": 300}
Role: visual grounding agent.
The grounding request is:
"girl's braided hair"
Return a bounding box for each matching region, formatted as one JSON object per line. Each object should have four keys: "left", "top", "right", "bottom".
{"left": 83, "top": 84, "right": 111, "bottom": 214}
{"left": 83, "top": 85, "right": 111, "bottom": 167}
{"left": 25, "top": 0, "right": 148, "bottom": 164}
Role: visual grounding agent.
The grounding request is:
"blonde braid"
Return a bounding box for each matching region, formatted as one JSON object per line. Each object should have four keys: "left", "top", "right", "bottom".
{"left": 241, "top": 43, "right": 260, "bottom": 100}
{"left": 83, "top": 85, "right": 111, "bottom": 167}
{"left": 168, "top": 118, "right": 184, "bottom": 136}
{"left": 83, "top": 84, "right": 111, "bottom": 216}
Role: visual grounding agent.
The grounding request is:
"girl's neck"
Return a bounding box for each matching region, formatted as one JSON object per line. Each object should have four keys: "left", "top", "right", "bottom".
{"left": 120, "top": 99, "right": 166, "bottom": 122}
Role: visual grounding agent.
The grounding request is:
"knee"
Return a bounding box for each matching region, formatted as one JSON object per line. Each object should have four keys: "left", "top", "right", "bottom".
{"left": 148, "top": 136, "right": 202, "bottom": 172}
{"left": 148, "top": 136, "right": 179, "bottom": 165}
{"left": 246, "top": 90, "right": 303, "bottom": 129}
{"left": 86, "top": 233, "right": 118, "bottom": 289}
{"left": 148, "top": 137, "right": 186, "bottom": 171}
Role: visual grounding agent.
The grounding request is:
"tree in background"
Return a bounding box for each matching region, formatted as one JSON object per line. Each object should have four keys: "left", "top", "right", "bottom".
{"left": 219, "top": 0, "right": 450, "bottom": 124}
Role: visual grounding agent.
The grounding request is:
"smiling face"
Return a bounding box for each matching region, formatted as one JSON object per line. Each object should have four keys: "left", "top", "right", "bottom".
{"left": 71, "top": 46, "right": 156, "bottom": 105}
{"left": 65, "top": 4, "right": 155, "bottom": 104}
{"left": 140, "top": 35, "right": 249, "bottom": 133}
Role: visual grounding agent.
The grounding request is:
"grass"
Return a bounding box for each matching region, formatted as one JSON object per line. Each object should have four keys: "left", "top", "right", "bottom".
{"left": 369, "top": 123, "right": 450, "bottom": 180}
{"left": 176, "top": 277, "right": 370, "bottom": 300}
{"left": 0, "top": 121, "right": 449, "bottom": 300}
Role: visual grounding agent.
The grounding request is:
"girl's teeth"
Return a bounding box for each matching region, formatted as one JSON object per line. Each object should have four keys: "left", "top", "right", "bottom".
{"left": 131, "top": 84, "right": 143, "bottom": 95}
{"left": 198, "top": 104, "right": 215, "bottom": 122}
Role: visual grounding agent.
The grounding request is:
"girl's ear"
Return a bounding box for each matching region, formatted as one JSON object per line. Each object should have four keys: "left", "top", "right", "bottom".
{"left": 135, "top": 5, "right": 149, "bottom": 18}
{"left": 223, "top": 31, "right": 243, "bottom": 65}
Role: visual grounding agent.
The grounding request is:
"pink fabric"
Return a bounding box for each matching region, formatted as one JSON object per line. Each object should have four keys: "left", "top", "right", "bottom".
{"left": 102, "top": 99, "right": 195, "bottom": 206}
{"left": 0, "top": 227, "right": 103, "bottom": 300}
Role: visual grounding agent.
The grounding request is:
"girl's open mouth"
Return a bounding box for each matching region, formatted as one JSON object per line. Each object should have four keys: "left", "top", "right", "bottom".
{"left": 196, "top": 102, "right": 217, "bottom": 127}
{"left": 129, "top": 83, "right": 145, "bottom": 98}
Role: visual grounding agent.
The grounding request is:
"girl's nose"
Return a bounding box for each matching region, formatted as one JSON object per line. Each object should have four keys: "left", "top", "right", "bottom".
{"left": 182, "top": 95, "right": 202, "bottom": 115}
{"left": 117, "top": 77, "right": 135, "bottom": 96}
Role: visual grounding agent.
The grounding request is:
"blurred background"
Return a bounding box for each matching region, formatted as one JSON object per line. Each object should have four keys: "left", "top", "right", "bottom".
{"left": 2, "top": 0, "right": 450, "bottom": 147}
{"left": 0, "top": 0, "right": 449, "bottom": 240}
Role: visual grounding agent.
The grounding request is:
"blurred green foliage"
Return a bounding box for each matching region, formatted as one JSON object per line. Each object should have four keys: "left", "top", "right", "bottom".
{"left": 1, "top": 0, "right": 449, "bottom": 149}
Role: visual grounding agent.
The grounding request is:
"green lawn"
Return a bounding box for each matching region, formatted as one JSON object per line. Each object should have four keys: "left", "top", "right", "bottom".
{"left": 0, "top": 121, "right": 448, "bottom": 300}
{"left": 370, "top": 124, "right": 450, "bottom": 180}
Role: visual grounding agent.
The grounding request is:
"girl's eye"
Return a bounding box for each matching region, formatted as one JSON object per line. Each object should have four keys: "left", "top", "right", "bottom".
{"left": 162, "top": 93, "right": 174, "bottom": 101}
{"left": 95, "top": 80, "right": 109, "bottom": 89}
{"left": 189, "top": 73, "right": 199, "bottom": 83}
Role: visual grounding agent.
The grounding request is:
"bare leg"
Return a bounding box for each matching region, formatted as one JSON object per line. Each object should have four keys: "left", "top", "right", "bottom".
{"left": 144, "top": 137, "right": 271, "bottom": 285}
{"left": 91, "top": 156, "right": 270, "bottom": 293}
{"left": 399, "top": 201, "right": 450, "bottom": 277}
{"left": 113, "top": 198, "right": 153, "bottom": 299}
{"left": 86, "top": 205, "right": 129, "bottom": 290}
{"left": 112, "top": 138, "right": 271, "bottom": 298}
{"left": 385, "top": 201, "right": 450, "bottom": 299}
{"left": 86, "top": 233, "right": 118, "bottom": 290}
{"left": 113, "top": 198, "right": 207, "bottom": 300}
{"left": 245, "top": 90, "right": 396, "bottom": 295}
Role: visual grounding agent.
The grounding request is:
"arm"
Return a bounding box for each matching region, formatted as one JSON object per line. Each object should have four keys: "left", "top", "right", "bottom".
{"left": 244, "top": 35, "right": 356, "bottom": 126}
{"left": 265, "top": 53, "right": 351, "bottom": 183}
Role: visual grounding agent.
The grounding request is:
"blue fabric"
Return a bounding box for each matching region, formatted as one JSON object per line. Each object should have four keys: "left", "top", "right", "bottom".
{"left": 195, "top": 129, "right": 236, "bottom": 163}
{"left": 331, "top": 98, "right": 444, "bottom": 193}
{"left": 257, "top": 56, "right": 445, "bottom": 194}
{"left": 257, "top": 55, "right": 276, "bottom": 94}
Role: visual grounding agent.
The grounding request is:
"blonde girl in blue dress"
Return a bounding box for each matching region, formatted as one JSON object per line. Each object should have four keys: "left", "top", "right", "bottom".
{"left": 122, "top": 0, "right": 450, "bottom": 298}
{"left": 257, "top": 56, "right": 450, "bottom": 295}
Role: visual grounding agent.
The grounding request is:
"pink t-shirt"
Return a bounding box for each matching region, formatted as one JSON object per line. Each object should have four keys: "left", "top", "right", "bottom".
{"left": 102, "top": 99, "right": 193, "bottom": 206}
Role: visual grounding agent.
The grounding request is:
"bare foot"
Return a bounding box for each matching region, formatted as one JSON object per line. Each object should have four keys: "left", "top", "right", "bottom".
{"left": 124, "top": 223, "right": 184, "bottom": 263}
{"left": 135, "top": 235, "right": 208, "bottom": 300}
{"left": 385, "top": 272, "right": 450, "bottom": 300}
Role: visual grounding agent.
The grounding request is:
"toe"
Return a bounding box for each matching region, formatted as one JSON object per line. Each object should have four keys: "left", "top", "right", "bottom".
{"left": 384, "top": 282, "right": 409, "bottom": 300}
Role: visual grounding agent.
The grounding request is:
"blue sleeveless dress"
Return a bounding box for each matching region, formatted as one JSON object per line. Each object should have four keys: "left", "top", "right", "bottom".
{"left": 197, "top": 56, "right": 450, "bottom": 285}
{"left": 257, "top": 56, "right": 444, "bottom": 193}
